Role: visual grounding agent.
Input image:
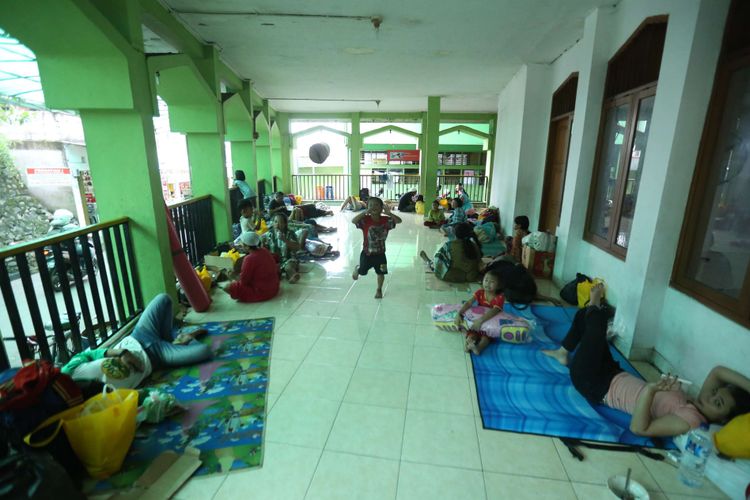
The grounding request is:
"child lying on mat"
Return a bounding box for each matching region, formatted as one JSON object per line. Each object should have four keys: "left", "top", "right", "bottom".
{"left": 543, "top": 284, "right": 750, "bottom": 437}
{"left": 62, "top": 294, "right": 212, "bottom": 389}
{"left": 454, "top": 269, "right": 505, "bottom": 355}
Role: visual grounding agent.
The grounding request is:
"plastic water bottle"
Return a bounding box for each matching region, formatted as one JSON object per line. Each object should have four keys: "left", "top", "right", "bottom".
{"left": 679, "top": 426, "right": 712, "bottom": 488}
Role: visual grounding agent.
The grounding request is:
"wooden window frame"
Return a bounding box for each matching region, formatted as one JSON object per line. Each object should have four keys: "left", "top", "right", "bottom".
{"left": 584, "top": 83, "right": 657, "bottom": 258}
{"left": 671, "top": 49, "right": 750, "bottom": 328}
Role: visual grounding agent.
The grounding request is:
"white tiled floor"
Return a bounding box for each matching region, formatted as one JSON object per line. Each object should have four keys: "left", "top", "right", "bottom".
{"left": 175, "top": 212, "right": 727, "bottom": 500}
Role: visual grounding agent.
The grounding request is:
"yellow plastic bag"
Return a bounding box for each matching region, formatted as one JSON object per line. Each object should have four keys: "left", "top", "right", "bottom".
{"left": 25, "top": 386, "right": 138, "bottom": 479}
{"left": 714, "top": 412, "right": 750, "bottom": 458}
{"left": 576, "top": 278, "right": 605, "bottom": 308}
{"left": 294, "top": 195, "right": 302, "bottom": 205}
{"left": 197, "top": 265, "right": 211, "bottom": 293}
{"left": 220, "top": 248, "right": 241, "bottom": 263}
{"left": 257, "top": 218, "right": 268, "bottom": 235}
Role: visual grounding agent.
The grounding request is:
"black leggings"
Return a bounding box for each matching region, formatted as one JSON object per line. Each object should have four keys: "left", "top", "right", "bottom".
{"left": 564, "top": 307, "right": 622, "bottom": 403}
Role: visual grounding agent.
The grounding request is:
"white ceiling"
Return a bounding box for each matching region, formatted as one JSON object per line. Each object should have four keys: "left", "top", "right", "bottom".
{"left": 161, "top": 0, "right": 613, "bottom": 113}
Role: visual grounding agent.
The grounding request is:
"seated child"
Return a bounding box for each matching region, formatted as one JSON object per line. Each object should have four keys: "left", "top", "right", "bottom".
{"left": 506, "top": 215, "right": 530, "bottom": 262}
{"left": 414, "top": 195, "right": 425, "bottom": 215}
{"left": 424, "top": 200, "right": 446, "bottom": 228}
{"left": 224, "top": 231, "right": 279, "bottom": 303}
{"left": 236, "top": 198, "right": 267, "bottom": 237}
{"left": 439, "top": 197, "right": 468, "bottom": 237}
{"left": 454, "top": 270, "right": 504, "bottom": 355}
{"left": 262, "top": 212, "right": 301, "bottom": 283}
{"left": 62, "top": 294, "right": 212, "bottom": 388}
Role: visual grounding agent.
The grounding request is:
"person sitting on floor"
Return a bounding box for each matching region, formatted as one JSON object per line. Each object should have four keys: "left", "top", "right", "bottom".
{"left": 424, "top": 200, "right": 447, "bottom": 228}
{"left": 268, "top": 191, "right": 291, "bottom": 216}
{"left": 397, "top": 190, "right": 418, "bottom": 212}
{"left": 439, "top": 197, "right": 468, "bottom": 237}
{"left": 453, "top": 269, "right": 505, "bottom": 355}
{"left": 542, "top": 283, "right": 750, "bottom": 437}
{"left": 262, "top": 212, "right": 301, "bottom": 283}
{"left": 340, "top": 188, "right": 370, "bottom": 212}
{"left": 420, "top": 222, "right": 482, "bottom": 283}
{"left": 505, "top": 215, "right": 530, "bottom": 262}
{"left": 455, "top": 183, "right": 473, "bottom": 212}
{"left": 414, "top": 195, "right": 426, "bottom": 215}
{"left": 61, "top": 294, "right": 212, "bottom": 389}
{"left": 223, "top": 231, "right": 279, "bottom": 303}
{"left": 237, "top": 198, "right": 267, "bottom": 236}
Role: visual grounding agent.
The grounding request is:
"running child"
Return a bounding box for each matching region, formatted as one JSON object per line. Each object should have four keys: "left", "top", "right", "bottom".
{"left": 351, "top": 197, "right": 402, "bottom": 298}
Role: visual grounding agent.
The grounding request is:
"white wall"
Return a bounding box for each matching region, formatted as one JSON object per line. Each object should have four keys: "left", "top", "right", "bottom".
{"left": 492, "top": 0, "right": 750, "bottom": 381}
{"left": 490, "top": 66, "right": 527, "bottom": 233}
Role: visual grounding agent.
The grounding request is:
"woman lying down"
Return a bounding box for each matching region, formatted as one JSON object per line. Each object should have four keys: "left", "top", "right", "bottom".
{"left": 543, "top": 284, "right": 750, "bottom": 437}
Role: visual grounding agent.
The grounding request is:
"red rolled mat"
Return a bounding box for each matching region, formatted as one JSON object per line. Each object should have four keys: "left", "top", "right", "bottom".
{"left": 164, "top": 204, "right": 211, "bottom": 312}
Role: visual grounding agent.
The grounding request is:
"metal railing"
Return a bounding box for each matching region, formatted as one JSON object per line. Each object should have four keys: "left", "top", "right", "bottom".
{"left": 437, "top": 175, "right": 489, "bottom": 204}
{"left": 292, "top": 174, "right": 350, "bottom": 201}
{"left": 289, "top": 173, "right": 489, "bottom": 203}
{"left": 361, "top": 173, "right": 421, "bottom": 201}
{"left": 0, "top": 218, "right": 143, "bottom": 369}
{"left": 168, "top": 195, "right": 216, "bottom": 267}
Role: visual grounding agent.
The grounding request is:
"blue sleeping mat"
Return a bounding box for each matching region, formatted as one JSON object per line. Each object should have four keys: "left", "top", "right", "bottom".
{"left": 471, "top": 304, "right": 672, "bottom": 448}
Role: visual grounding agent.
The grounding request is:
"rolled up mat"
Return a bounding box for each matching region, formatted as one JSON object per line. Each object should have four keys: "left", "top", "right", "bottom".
{"left": 164, "top": 205, "right": 211, "bottom": 312}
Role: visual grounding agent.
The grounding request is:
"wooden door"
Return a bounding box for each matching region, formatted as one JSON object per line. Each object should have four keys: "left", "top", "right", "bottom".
{"left": 538, "top": 115, "right": 572, "bottom": 234}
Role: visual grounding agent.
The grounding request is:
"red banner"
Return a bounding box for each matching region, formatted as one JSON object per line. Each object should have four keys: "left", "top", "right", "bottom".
{"left": 387, "top": 150, "right": 420, "bottom": 162}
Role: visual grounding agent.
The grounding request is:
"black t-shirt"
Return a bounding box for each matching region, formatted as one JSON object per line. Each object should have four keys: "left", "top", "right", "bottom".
{"left": 398, "top": 191, "right": 417, "bottom": 211}
{"left": 268, "top": 199, "right": 290, "bottom": 213}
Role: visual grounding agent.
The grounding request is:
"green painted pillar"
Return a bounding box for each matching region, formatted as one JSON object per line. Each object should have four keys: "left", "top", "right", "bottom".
{"left": 230, "top": 142, "right": 256, "bottom": 187}
{"left": 421, "top": 96, "right": 441, "bottom": 196}
{"left": 349, "top": 112, "right": 361, "bottom": 195}
{"left": 277, "top": 113, "right": 293, "bottom": 193}
{"left": 185, "top": 133, "right": 231, "bottom": 241}
{"left": 79, "top": 109, "right": 175, "bottom": 301}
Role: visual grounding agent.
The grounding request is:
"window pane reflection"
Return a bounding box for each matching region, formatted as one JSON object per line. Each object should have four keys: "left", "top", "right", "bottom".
{"left": 686, "top": 66, "right": 750, "bottom": 297}
{"left": 616, "top": 96, "right": 655, "bottom": 248}
{"left": 589, "top": 104, "right": 630, "bottom": 239}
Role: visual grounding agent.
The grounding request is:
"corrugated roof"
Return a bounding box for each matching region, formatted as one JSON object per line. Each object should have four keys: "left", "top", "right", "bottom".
{"left": 0, "top": 29, "right": 44, "bottom": 108}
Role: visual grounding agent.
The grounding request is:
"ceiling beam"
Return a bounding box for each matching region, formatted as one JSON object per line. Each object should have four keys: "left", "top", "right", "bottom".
{"left": 438, "top": 125, "right": 491, "bottom": 139}
{"left": 291, "top": 124, "right": 351, "bottom": 139}
{"left": 361, "top": 125, "right": 421, "bottom": 140}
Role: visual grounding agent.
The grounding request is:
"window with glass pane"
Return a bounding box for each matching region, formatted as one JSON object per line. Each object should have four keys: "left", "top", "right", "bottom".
{"left": 684, "top": 65, "right": 750, "bottom": 298}
{"left": 589, "top": 104, "right": 630, "bottom": 239}
{"left": 616, "top": 95, "right": 655, "bottom": 248}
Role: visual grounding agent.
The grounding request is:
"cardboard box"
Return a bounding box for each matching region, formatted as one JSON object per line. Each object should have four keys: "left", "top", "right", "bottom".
{"left": 204, "top": 253, "right": 242, "bottom": 272}
{"left": 522, "top": 246, "right": 555, "bottom": 278}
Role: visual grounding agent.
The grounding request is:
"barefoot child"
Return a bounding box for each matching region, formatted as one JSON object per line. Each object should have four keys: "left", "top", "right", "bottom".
{"left": 351, "top": 197, "right": 402, "bottom": 298}
{"left": 454, "top": 270, "right": 505, "bottom": 355}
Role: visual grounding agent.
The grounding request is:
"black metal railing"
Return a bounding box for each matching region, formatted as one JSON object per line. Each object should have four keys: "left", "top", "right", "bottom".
{"left": 437, "top": 174, "right": 489, "bottom": 204}
{"left": 360, "top": 173, "right": 421, "bottom": 201}
{"left": 0, "top": 218, "right": 143, "bottom": 370}
{"left": 292, "top": 174, "right": 350, "bottom": 201}
{"left": 168, "top": 195, "right": 216, "bottom": 267}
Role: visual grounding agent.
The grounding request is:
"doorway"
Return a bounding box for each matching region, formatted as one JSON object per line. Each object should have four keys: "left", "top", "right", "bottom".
{"left": 539, "top": 74, "right": 578, "bottom": 233}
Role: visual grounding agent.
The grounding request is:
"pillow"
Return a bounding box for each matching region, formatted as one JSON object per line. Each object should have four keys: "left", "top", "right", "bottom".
{"left": 714, "top": 412, "right": 750, "bottom": 458}
{"left": 431, "top": 303, "right": 531, "bottom": 343}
